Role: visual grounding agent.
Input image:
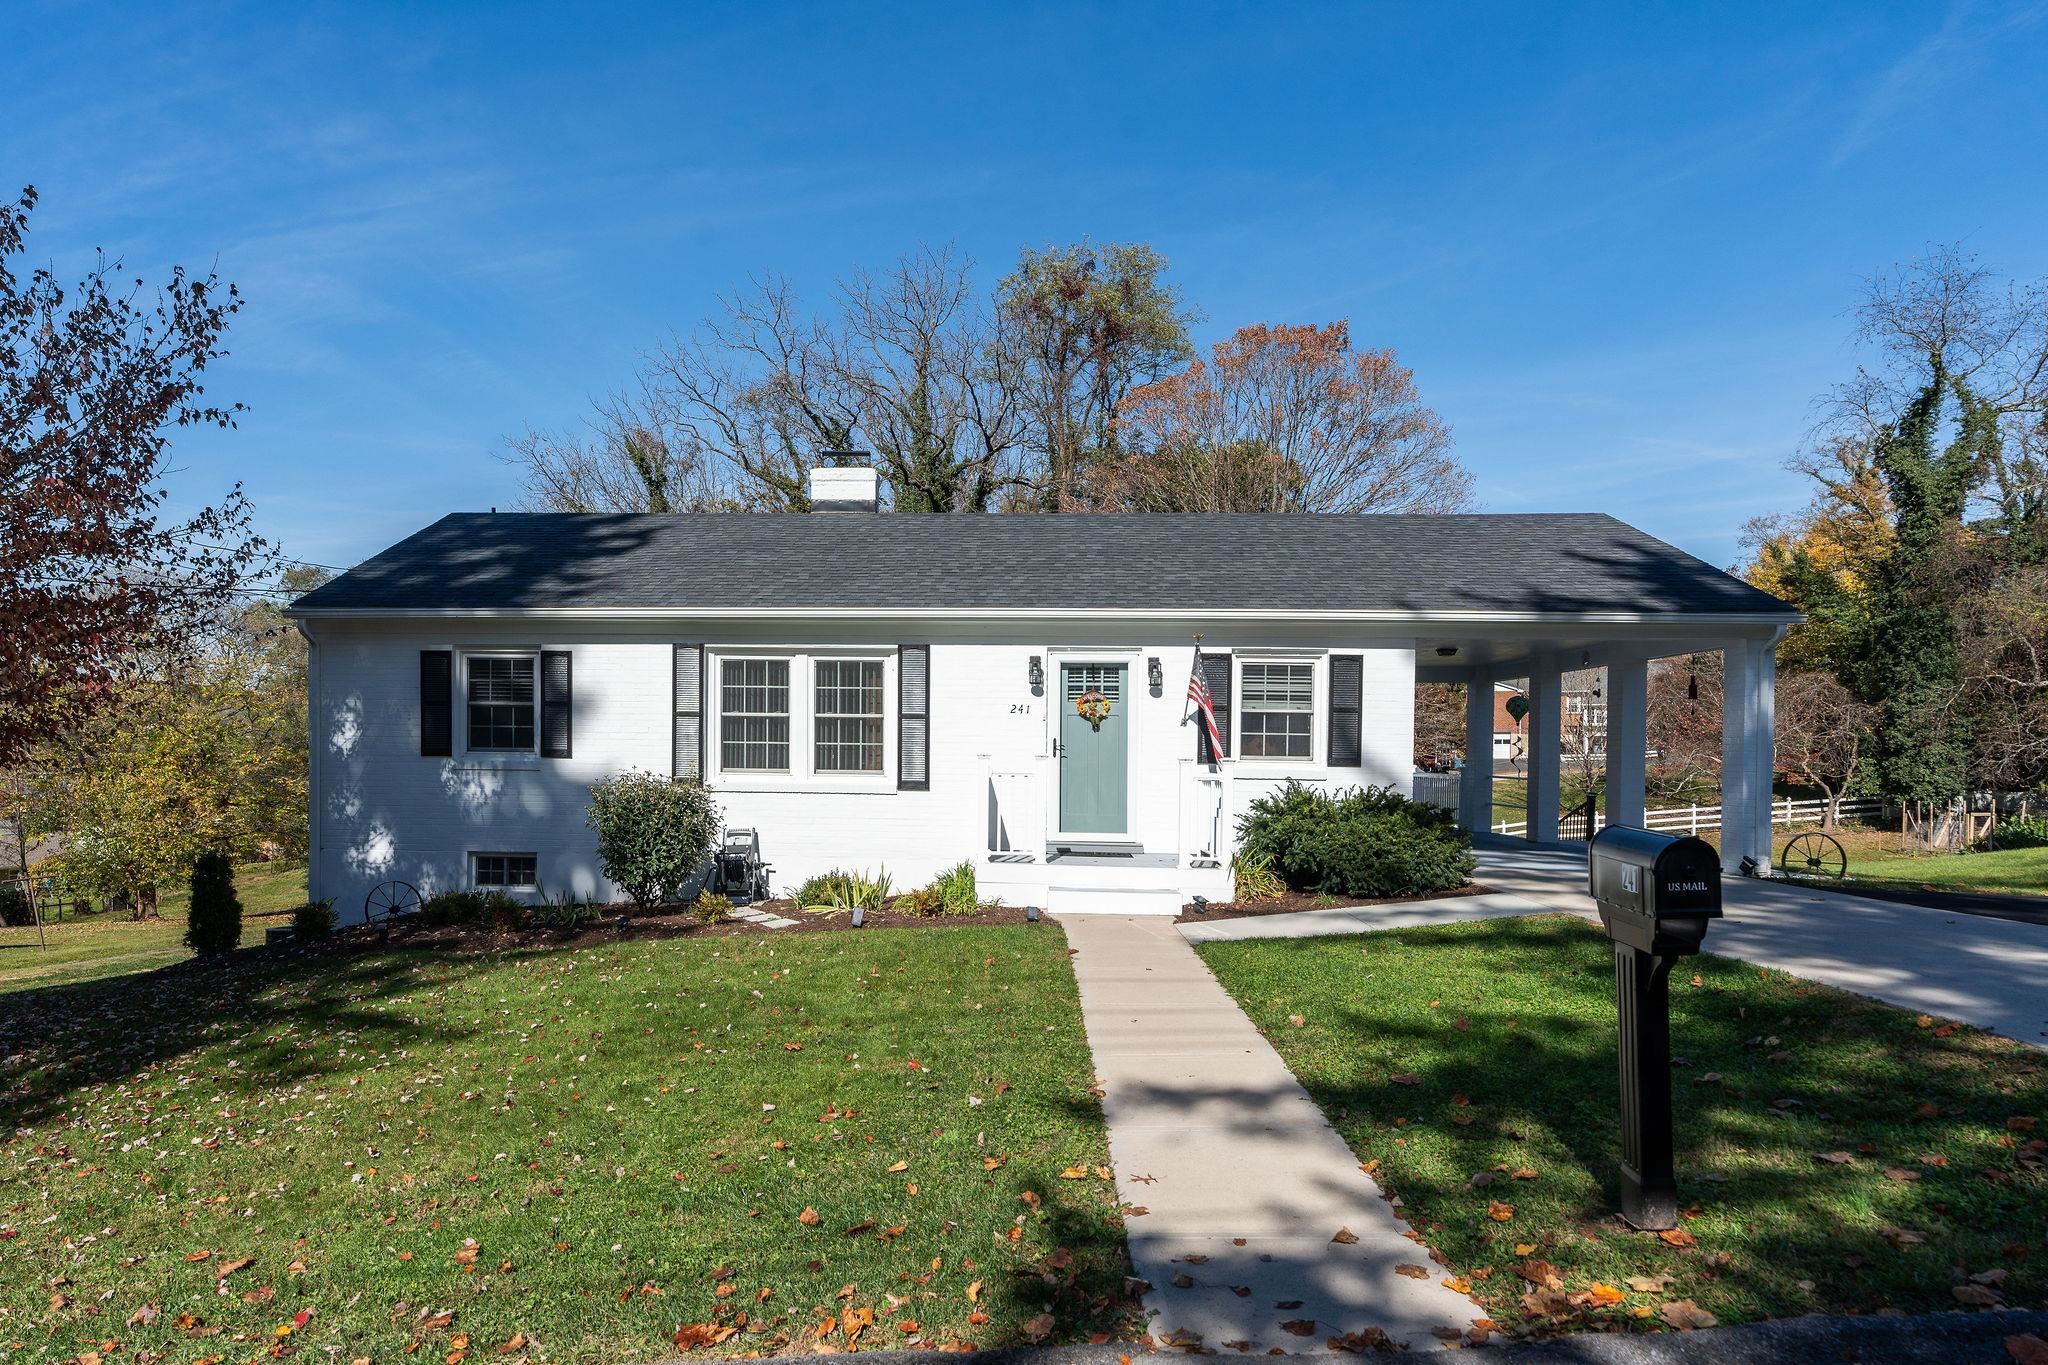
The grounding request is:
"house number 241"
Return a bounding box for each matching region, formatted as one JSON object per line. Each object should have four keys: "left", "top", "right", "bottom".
{"left": 1010, "top": 703, "right": 1030, "bottom": 714}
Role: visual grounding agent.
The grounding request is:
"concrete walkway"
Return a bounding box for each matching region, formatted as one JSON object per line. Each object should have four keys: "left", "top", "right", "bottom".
{"left": 1473, "top": 838, "right": 2048, "bottom": 1047}
{"left": 1177, "top": 890, "right": 1556, "bottom": 944}
{"left": 1058, "top": 913, "right": 1483, "bottom": 1352}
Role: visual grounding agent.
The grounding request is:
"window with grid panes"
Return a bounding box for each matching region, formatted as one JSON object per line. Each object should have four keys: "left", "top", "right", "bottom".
{"left": 1240, "top": 661, "right": 1314, "bottom": 759}
{"left": 719, "top": 658, "right": 790, "bottom": 771}
{"left": 466, "top": 656, "right": 535, "bottom": 750}
{"left": 813, "top": 659, "right": 885, "bottom": 772}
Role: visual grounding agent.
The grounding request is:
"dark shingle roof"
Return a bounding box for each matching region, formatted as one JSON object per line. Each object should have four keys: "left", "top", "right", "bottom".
{"left": 288, "top": 512, "right": 1795, "bottom": 618}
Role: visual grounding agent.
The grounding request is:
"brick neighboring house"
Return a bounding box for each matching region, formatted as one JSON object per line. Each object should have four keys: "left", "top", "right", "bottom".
{"left": 1495, "top": 669, "right": 1607, "bottom": 764}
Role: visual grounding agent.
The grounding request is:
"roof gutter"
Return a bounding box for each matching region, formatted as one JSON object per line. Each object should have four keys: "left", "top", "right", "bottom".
{"left": 288, "top": 604, "right": 1804, "bottom": 627}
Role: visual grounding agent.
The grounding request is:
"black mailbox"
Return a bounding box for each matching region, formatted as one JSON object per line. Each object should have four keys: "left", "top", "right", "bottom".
{"left": 1586, "top": 827, "right": 1723, "bottom": 1232}
{"left": 1589, "top": 827, "right": 1722, "bottom": 955}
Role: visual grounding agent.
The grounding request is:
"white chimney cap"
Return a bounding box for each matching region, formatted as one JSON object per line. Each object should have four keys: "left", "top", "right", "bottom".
{"left": 808, "top": 462, "right": 880, "bottom": 512}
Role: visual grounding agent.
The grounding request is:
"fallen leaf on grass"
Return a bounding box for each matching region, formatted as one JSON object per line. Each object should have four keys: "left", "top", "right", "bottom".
{"left": 2005, "top": 1335, "right": 2048, "bottom": 1365}
{"left": 1586, "top": 1283, "right": 1627, "bottom": 1306}
{"left": 887, "top": 1160, "right": 908, "bottom": 1172}
{"left": 1813, "top": 1151, "right": 1856, "bottom": 1165}
{"left": 1389, "top": 1073, "right": 1420, "bottom": 1086}
{"left": 1883, "top": 1168, "right": 1923, "bottom": 1182}
{"left": 1658, "top": 1228, "right": 1697, "bottom": 1248}
{"left": 1625, "top": 1274, "right": 1671, "bottom": 1293}
{"left": 966, "top": 1280, "right": 981, "bottom": 1303}
{"left": 1660, "top": 1300, "right": 1718, "bottom": 1330}
{"left": 1955, "top": 1284, "right": 2005, "bottom": 1307}
{"left": 1022, "top": 1313, "right": 1055, "bottom": 1343}
{"left": 798, "top": 1207, "right": 821, "bottom": 1226}
{"left": 215, "top": 1257, "right": 253, "bottom": 1280}
{"left": 1486, "top": 1201, "right": 1515, "bottom": 1221}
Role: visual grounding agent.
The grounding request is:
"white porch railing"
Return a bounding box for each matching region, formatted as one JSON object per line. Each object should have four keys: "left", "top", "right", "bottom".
{"left": 983, "top": 759, "right": 1230, "bottom": 867}
{"left": 1486, "top": 795, "right": 1885, "bottom": 838}
{"left": 1181, "top": 762, "right": 1227, "bottom": 867}
{"left": 986, "top": 766, "right": 1044, "bottom": 856}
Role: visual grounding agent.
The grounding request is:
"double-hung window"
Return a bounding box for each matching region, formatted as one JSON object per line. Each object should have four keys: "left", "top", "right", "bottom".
{"left": 720, "top": 658, "right": 791, "bottom": 772}
{"left": 813, "top": 659, "right": 885, "bottom": 772}
{"left": 708, "top": 649, "right": 892, "bottom": 784}
{"left": 467, "top": 655, "right": 536, "bottom": 751}
{"left": 1239, "top": 661, "right": 1315, "bottom": 761}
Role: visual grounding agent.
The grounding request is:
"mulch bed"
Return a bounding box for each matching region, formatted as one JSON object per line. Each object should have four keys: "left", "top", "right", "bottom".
{"left": 1178, "top": 882, "right": 1494, "bottom": 922}
{"left": 341, "top": 898, "right": 1042, "bottom": 954}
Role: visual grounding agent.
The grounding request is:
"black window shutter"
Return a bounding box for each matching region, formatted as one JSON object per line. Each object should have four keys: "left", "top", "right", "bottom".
{"left": 420, "top": 650, "right": 452, "bottom": 757}
{"left": 1198, "top": 651, "right": 1231, "bottom": 762}
{"left": 1329, "top": 654, "right": 1363, "bottom": 767}
{"left": 898, "top": 644, "right": 930, "bottom": 791}
{"left": 673, "top": 644, "right": 703, "bottom": 780}
{"left": 540, "top": 650, "right": 572, "bottom": 758}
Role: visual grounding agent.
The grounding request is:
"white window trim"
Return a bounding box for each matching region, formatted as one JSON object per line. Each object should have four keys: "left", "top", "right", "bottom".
{"left": 470, "top": 850, "right": 539, "bottom": 893}
{"left": 1232, "top": 652, "right": 1324, "bottom": 776}
{"left": 461, "top": 650, "right": 540, "bottom": 757}
{"left": 706, "top": 646, "right": 896, "bottom": 793}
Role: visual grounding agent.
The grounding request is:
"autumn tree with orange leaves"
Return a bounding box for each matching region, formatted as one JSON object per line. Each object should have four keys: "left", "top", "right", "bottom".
{"left": 1091, "top": 321, "right": 1471, "bottom": 514}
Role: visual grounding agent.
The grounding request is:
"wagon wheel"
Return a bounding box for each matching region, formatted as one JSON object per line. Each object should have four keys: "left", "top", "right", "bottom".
{"left": 365, "top": 880, "right": 422, "bottom": 925}
{"left": 1779, "top": 831, "right": 1847, "bottom": 881}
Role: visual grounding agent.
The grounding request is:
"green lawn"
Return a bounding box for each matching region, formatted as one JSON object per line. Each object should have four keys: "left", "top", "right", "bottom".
{"left": 1847, "top": 843, "right": 2048, "bottom": 898}
{"left": 0, "top": 924, "right": 1132, "bottom": 1361}
{"left": 1199, "top": 916, "right": 2045, "bottom": 1332}
{"left": 0, "top": 862, "right": 305, "bottom": 994}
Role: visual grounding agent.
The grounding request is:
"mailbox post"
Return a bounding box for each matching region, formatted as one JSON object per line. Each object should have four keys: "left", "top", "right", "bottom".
{"left": 1587, "top": 827, "right": 1723, "bottom": 1231}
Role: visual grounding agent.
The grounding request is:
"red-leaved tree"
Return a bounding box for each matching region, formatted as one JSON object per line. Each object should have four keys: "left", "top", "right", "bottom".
{"left": 0, "top": 186, "right": 270, "bottom": 766}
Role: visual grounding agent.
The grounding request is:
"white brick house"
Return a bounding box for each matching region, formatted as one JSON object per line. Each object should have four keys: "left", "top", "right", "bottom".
{"left": 289, "top": 468, "right": 1797, "bottom": 920}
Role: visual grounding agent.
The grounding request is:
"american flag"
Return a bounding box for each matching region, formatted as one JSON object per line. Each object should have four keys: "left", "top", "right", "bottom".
{"left": 1187, "top": 659, "right": 1226, "bottom": 762}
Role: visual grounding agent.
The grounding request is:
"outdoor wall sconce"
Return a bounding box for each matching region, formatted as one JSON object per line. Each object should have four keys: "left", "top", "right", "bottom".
{"left": 1147, "top": 656, "right": 1164, "bottom": 696}
{"left": 1028, "top": 656, "right": 1044, "bottom": 696}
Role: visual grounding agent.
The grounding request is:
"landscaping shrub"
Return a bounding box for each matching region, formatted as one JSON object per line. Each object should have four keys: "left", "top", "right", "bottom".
{"left": 291, "top": 898, "right": 337, "bottom": 940}
{"left": 929, "top": 860, "right": 979, "bottom": 915}
{"left": 1236, "top": 780, "right": 1475, "bottom": 899}
{"left": 184, "top": 852, "right": 243, "bottom": 956}
{"left": 694, "top": 891, "right": 733, "bottom": 924}
{"left": 1231, "top": 849, "right": 1285, "bottom": 902}
{"left": 530, "top": 893, "right": 597, "bottom": 935}
{"left": 1981, "top": 814, "right": 2048, "bottom": 851}
{"left": 419, "top": 889, "right": 524, "bottom": 927}
{"left": 797, "top": 867, "right": 892, "bottom": 913}
{"left": 588, "top": 771, "right": 720, "bottom": 911}
{"left": 0, "top": 879, "right": 31, "bottom": 927}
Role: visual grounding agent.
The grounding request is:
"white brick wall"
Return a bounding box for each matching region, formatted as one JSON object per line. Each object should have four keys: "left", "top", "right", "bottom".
{"left": 306, "top": 619, "right": 1416, "bottom": 922}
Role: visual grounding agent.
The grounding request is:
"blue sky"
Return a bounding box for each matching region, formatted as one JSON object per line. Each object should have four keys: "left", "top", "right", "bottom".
{"left": 7, "top": 1, "right": 2047, "bottom": 574}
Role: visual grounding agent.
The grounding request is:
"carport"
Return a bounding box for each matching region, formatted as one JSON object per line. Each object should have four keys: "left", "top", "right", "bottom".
{"left": 1416, "top": 615, "right": 1795, "bottom": 876}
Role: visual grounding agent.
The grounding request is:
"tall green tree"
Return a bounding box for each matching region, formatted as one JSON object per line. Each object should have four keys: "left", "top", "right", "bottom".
{"left": 995, "top": 240, "right": 1196, "bottom": 510}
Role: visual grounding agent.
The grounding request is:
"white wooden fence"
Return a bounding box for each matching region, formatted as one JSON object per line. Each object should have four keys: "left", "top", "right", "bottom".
{"left": 1487, "top": 795, "right": 1885, "bottom": 838}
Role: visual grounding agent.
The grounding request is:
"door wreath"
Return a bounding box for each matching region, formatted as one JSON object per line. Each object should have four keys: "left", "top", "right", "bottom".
{"left": 1074, "top": 688, "right": 1112, "bottom": 730}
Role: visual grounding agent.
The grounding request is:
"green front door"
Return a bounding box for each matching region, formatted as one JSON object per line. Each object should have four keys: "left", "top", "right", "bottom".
{"left": 1058, "top": 663, "right": 1129, "bottom": 835}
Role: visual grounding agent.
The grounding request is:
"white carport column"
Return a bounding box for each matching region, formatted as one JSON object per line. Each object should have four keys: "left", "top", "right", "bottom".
{"left": 1526, "top": 656, "right": 1562, "bottom": 843}
{"left": 1604, "top": 657, "right": 1649, "bottom": 830}
{"left": 1460, "top": 669, "right": 1493, "bottom": 833}
{"left": 1720, "top": 637, "right": 1779, "bottom": 876}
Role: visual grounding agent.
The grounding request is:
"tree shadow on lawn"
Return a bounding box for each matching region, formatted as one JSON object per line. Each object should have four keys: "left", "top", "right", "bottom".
{"left": 0, "top": 937, "right": 516, "bottom": 1132}
{"left": 1209, "top": 917, "right": 2046, "bottom": 1326}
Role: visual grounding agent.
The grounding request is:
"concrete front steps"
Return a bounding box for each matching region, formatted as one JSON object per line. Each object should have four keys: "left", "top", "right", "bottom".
{"left": 981, "top": 851, "right": 1229, "bottom": 916}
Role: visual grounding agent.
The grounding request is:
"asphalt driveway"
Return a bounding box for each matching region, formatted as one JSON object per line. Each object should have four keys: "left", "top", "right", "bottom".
{"left": 1472, "top": 836, "right": 2048, "bottom": 1047}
